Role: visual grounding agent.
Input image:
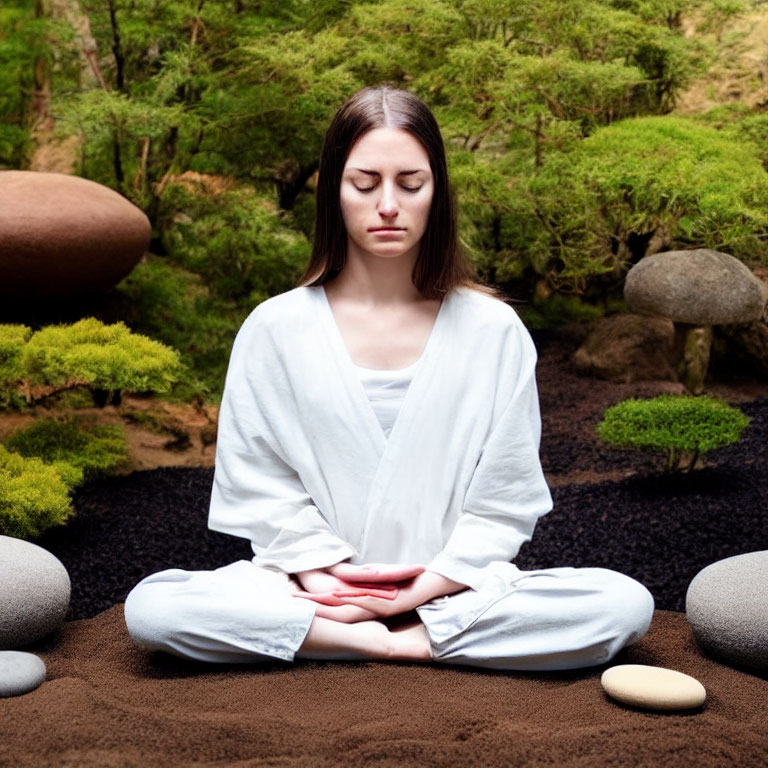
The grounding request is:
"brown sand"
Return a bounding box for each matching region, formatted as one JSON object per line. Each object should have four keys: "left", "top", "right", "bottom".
{"left": 2, "top": 607, "right": 766, "bottom": 767}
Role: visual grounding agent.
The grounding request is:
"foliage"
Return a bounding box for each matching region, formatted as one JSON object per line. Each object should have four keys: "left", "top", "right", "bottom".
{"left": 596, "top": 394, "right": 750, "bottom": 472}
{"left": 0, "top": 0, "right": 83, "bottom": 167}
{"left": 157, "top": 181, "right": 310, "bottom": 304}
{"left": 518, "top": 294, "right": 621, "bottom": 330}
{"left": 20, "top": 318, "right": 182, "bottom": 401}
{"left": 516, "top": 116, "right": 768, "bottom": 292}
{"left": 0, "top": 325, "right": 33, "bottom": 407}
{"left": 0, "top": 444, "right": 73, "bottom": 539}
{"left": 115, "top": 256, "right": 246, "bottom": 401}
{"left": 10, "top": 0, "right": 764, "bottom": 396}
{"left": 4, "top": 418, "right": 128, "bottom": 487}
{"left": 0, "top": 319, "right": 169, "bottom": 538}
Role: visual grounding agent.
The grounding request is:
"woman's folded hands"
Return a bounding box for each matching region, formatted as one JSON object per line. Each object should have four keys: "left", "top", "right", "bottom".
{"left": 293, "top": 563, "right": 466, "bottom": 623}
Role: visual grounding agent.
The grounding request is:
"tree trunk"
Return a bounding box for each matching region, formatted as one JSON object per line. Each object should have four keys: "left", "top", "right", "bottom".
{"left": 107, "top": 0, "right": 126, "bottom": 92}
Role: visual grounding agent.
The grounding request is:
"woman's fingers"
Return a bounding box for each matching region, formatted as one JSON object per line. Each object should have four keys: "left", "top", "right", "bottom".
{"left": 292, "top": 586, "right": 399, "bottom": 604}
{"left": 332, "top": 586, "right": 399, "bottom": 600}
{"left": 329, "top": 563, "right": 425, "bottom": 583}
{"left": 292, "top": 590, "right": 348, "bottom": 606}
{"left": 338, "top": 582, "right": 398, "bottom": 592}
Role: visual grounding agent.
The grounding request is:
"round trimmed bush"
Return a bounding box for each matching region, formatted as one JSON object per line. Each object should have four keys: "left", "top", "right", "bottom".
{"left": 596, "top": 395, "right": 750, "bottom": 472}
{"left": 0, "top": 445, "right": 73, "bottom": 539}
{"left": 21, "top": 318, "right": 183, "bottom": 397}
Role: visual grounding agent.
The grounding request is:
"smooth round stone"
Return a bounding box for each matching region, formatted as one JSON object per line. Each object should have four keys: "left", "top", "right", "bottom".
{"left": 686, "top": 551, "right": 768, "bottom": 674}
{"left": 0, "top": 536, "right": 71, "bottom": 649}
{"left": 0, "top": 170, "right": 150, "bottom": 299}
{"left": 624, "top": 249, "right": 767, "bottom": 326}
{"left": 601, "top": 664, "right": 706, "bottom": 710}
{"left": 0, "top": 651, "right": 46, "bottom": 697}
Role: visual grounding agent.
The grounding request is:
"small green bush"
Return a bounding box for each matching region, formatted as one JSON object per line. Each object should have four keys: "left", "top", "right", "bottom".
{"left": 4, "top": 418, "right": 128, "bottom": 486}
{"left": 0, "top": 445, "right": 73, "bottom": 539}
{"left": 20, "top": 318, "right": 183, "bottom": 403}
{"left": 596, "top": 395, "right": 750, "bottom": 472}
{"left": 0, "top": 325, "right": 32, "bottom": 408}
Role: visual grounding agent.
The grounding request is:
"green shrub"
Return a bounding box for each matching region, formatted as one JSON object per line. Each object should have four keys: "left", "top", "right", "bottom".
{"left": 518, "top": 116, "right": 768, "bottom": 292}
{"left": 158, "top": 182, "right": 310, "bottom": 305}
{"left": 115, "top": 256, "right": 246, "bottom": 402}
{"left": 596, "top": 395, "right": 750, "bottom": 472}
{"left": 0, "top": 444, "right": 73, "bottom": 539}
{"left": 518, "top": 294, "right": 617, "bottom": 330}
{"left": 0, "top": 325, "right": 32, "bottom": 408}
{"left": 20, "top": 318, "right": 183, "bottom": 403}
{"left": 4, "top": 418, "right": 128, "bottom": 486}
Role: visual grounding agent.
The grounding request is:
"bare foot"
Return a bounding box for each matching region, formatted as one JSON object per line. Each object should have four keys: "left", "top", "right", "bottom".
{"left": 297, "top": 617, "right": 432, "bottom": 662}
{"left": 388, "top": 621, "right": 432, "bottom": 661}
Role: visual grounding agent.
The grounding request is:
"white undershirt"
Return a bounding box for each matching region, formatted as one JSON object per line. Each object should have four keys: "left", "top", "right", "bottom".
{"left": 354, "top": 358, "right": 421, "bottom": 437}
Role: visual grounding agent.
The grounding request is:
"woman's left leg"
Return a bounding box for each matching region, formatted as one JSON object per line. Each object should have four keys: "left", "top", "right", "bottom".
{"left": 417, "top": 566, "right": 654, "bottom": 671}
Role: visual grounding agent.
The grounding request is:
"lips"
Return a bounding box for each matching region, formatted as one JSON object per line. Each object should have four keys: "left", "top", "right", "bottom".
{"left": 368, "top": 227, "right": 405, "bottom": 232}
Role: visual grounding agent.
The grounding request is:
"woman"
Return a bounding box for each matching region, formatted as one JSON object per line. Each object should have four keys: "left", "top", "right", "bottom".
{"left": 125, "top": 85, "right": 654, "bottom": 669}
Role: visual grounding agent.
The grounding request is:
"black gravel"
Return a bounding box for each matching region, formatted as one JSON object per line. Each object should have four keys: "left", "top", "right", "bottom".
{"left": 36, "top": 397, "right": 768, "bottom": 621}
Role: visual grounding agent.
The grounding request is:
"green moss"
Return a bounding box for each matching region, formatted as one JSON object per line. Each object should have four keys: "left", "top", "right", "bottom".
{"left": 0, "top": 444, "right": 73, "bottom": 540}
{"left": 4, "top": 418, "right": 128, "bottom": 484}
{"left": 519, "top": 294, "right": 608, "bottom": 330}
{"left": 596, "top": 394, "right": 750, "bottom": 472}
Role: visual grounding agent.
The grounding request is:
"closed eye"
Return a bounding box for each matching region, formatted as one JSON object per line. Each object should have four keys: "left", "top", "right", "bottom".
{"left": 353, "top": 184, "right": 423, "bottom": 193}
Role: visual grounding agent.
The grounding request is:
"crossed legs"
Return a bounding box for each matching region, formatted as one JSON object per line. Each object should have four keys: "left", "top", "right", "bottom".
{"left": 124, "top": 560, "right": 654, "bottom": 671}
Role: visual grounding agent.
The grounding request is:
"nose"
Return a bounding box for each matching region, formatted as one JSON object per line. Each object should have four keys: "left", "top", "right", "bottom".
{"left": 377, "top": 182, "right": 398, "bottom": 219}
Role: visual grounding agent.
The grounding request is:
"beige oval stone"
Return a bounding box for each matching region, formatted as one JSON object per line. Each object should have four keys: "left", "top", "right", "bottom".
{"left": 601, "top": 664, "right": 706, "bottom": 710}
{"left": 0, "top": 171, "right": 150, "bottom": 299}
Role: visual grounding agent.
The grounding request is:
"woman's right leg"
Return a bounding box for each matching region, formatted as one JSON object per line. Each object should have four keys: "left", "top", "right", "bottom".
{"left": 124, "top": 561, "right": 316, "bottom": 663}
{"left": 124, "top": 560, "right": 430, "bottom": 663}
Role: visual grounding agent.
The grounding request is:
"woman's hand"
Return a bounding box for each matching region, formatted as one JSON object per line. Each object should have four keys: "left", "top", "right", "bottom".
{"left": 293, "top": 563, "right": 431, "bottom": 622}
{"left": 328, "top": 570, "right": 467, "bottom": 618}
{"left": 327, "top": 562, "right": 425, "bottom": 585}
{"left": 294, "top": 567, "right": 467, "bottom": 621}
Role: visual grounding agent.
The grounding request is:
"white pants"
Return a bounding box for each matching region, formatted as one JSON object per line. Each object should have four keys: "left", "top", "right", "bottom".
{"left": 124, "top": 560, "right": 654, "bottom": 671}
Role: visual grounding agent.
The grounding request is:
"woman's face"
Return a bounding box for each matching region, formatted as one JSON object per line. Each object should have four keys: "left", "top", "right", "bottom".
{"left": 339, "top": 127, "right": 434, "bottom": 265}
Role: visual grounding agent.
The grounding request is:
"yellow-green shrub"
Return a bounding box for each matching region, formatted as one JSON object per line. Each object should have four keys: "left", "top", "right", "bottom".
{"left": 0, "top": 445, "right": 73, "bottom": 539}
{"left": 22, "top": 318, "right": 182, "bottom": 397}
{"left": 4, "top": 418, "right": 128, "bottom": 486}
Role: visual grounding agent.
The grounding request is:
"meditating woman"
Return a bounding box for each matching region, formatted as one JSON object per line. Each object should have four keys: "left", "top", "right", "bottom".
{"left": 124, "top": 85, "right": 654, "bottom": 668}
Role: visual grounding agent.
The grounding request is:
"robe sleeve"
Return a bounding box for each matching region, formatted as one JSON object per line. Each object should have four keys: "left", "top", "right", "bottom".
{"left": 207, "top": 313, "right": 357, "bottom": 573}
{"left": 426, "top": 320, "right": 553, "bottom": 591}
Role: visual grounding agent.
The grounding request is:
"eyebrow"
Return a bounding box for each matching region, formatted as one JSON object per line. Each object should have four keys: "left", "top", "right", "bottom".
{"left": 351, "top": 169, "right": 426, "bottom": 176}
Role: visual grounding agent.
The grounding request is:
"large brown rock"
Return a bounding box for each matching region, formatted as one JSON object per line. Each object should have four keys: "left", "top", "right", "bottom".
{"left": 0, "top": 171, "right": 150, "bottom": 299}
{"left": 573, "top": 313, "right": 677, "bottom": 383}
{"left": 624, "top": 249, "right": 767, "bottom": 325}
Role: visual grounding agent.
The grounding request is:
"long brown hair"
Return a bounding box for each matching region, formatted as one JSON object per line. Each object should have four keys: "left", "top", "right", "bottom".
{"left": 298, "top": 85, "right": 504, "bottom": 301}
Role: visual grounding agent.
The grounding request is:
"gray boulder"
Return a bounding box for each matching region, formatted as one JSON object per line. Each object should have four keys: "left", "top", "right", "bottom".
{"left": 686, "top": 551, "right": 768, "bottom": 674}
{"left": 624, "top": 250, "right": 767, "bottom": 393}
{"left": 0, "top": 651, "right": 46, "bottom": 697}
{"left": 0, "top": 536, "right": 71, "bottom": 649}
{"left": 0, "top": 170, "right": 150, "bottom": 300}
{"left": 572, "top": 313, "right": 677, "bottom": 383}
{"left": 625, "top": 249, "right": 767, "bottom": 326}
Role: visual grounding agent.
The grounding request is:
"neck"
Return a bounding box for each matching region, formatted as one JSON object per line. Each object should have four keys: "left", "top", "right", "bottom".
{"left": 328, "top": 242, "right": 423, "bottom": 306}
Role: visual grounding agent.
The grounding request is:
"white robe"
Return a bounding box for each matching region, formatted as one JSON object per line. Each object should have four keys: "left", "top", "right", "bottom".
{"left": 126, "top": 284, "right": 655, "bottom": 668}
{"left": 208, "top": 284, "right": 553, "bottom": 591}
